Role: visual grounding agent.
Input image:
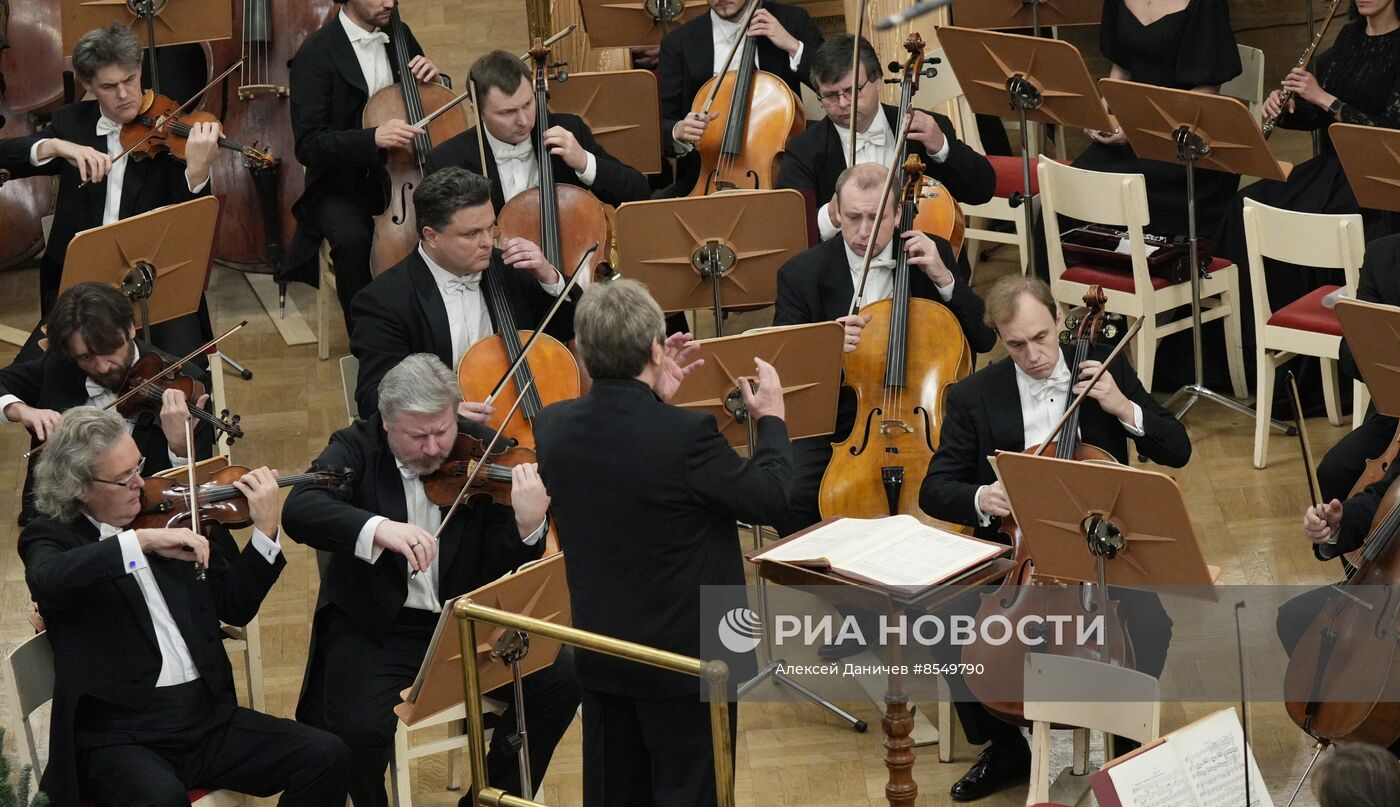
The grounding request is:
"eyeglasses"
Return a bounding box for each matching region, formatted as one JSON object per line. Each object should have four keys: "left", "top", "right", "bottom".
{"left": 93, "top": 456, "right": 146, "bottom": 488}
{"left": 818, "top": 76, "right": 877, "bottom": 106}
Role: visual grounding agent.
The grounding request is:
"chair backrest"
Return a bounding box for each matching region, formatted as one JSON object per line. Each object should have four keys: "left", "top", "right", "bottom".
{"left": 6, "top": 632, "right": 55, "bottom": 775}
{"left": 1242, "top": 199, "right": 1365, "bottom": 321}
{"left": 1221, "top": 45, "right": 1266, "bottom": 123}
{"left": 1038, "top": 159, "right": 1155, "bottom": 302}
{"left": 1023, "top": 653, "right": 1161, "bottom": 744}
{"left": 339, "top": 354, "right": 359, "bottom": 424}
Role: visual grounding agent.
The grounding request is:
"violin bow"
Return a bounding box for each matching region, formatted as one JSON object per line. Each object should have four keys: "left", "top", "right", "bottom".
{"left": 411, "top": 375, "right": 537, "bottom": 578}
{"left": 847, "top": 113, "right": 915, "bottom": 316}
{"left": 1030, "top": 316, "right": 1144, "bottom": 457}
{"left": 84, "top": 59, "right": 245, "bottom": 185}
{"left": 183, "top": 416, "right": 206, "bottom": 581}
{"left": 848, "top": 0, "right": 871, "bottom": 169}
{"left": 24, "top": 320, "right": 248, "bottom": 458}
{"left": 482, "top": 243, "right": 597, "bottom": 405}
{"left": 1287, "top": 371, "right": 1324, "bottom": 508}
{"left": 700, "top": 0, "right": 763, "bottom": 114}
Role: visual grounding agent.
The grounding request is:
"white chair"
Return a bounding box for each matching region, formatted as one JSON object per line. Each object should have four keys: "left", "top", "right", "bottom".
{"left": 5, "top": 632, "right": 248, "bottom": 806}
{"left": 1242, "top": 199, "right": 1366, "bottom": 469}
{"left": 1023, "top": 654, "right": 1161, "bottom": 806}
{"left": 1221, "top": 45, "right": 1267, "bottom": 125}
{"left": 389, "top": 698, "right": 506, "bottom": 807}
{"left": 1039, "top": 159, "right": 1248, "bottom": 396}
{"left": 316, "top": 240, "right": 337, "bottom": 361}
{"left": 220, "top": 620, "right": 266, "bottom": 713}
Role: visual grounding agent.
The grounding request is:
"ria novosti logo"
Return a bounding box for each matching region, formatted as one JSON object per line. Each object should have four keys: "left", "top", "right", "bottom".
{"left": 717, "top": 607, "right": 763, "bottom": 653}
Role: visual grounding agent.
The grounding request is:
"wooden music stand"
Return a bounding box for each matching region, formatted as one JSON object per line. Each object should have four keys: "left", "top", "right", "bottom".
{"left": 61, "top": 197, "right": 219, "bottom": 342}
{"left": 1099, "top": 79, "right": 1290, "bottom": 434}
{"left": 1330, "top": 122, "right": 1400, "bottom": 214}
{"left": 395, "top": 552, "right": 569, "bottom": 728}
{"left": 1335, "top": 299, "right": 1400, "bottom": 418}
{"left": 61, "top": 0, "right": 231, "bottom": 54}
{"left": 614, "top": 190, "right": 807, "bottom": 335}
{"left": 549, "top": 70, "right": 663, "bottom": 174}
{"left": 949, "top": 0, "right": 1103, "bottom": 32}
{"left": 936, "top": 26, "right": 1112, "bottom": 278}
{"left": 669, "top": 323, "right": 845, "bottom": 445}
{"left": 577, "top": 0, "right": 707, "bottom": 48}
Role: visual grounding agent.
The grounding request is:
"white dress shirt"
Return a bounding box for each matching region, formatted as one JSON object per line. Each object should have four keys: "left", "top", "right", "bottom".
{"left": 340, "top": 8, "right": 393, "bottom": 96}
{"left": 972, "top": 351, "right": 1144, "bottom": 524}
{"left": 0, "top": 344, "right": 191, "bottom": 468}
{"left": 484, "top": 128, "right": 597, "bottom": 204}
{"left": 95, "top": 515, "right": 280, "bottom": 686}
{"left": 843, "top": 240, "right": 954, "bottom": 306}
{"left": 419, "top": 246, "right": 566, "bottom": 368}
{"left": 817, "top": 113, "right": 951, "bottom": 241}
{"left": 353, "top": 460, "right": 546, "bottom": 614}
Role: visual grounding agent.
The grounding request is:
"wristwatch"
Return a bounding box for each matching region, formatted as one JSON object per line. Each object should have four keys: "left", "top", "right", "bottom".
{"left": 1328, "top": 97, "right": 1345, "bottom": 116}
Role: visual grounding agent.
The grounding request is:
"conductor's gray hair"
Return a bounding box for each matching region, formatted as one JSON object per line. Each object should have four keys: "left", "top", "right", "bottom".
{"left": 72, "top": 23, "right": 143, "bottom": 84}
{"left": 33, "top": 407, "right": 128, "bottom": 523}
{"left": 378, "top": 354, "right": 463, "bottom": 422}
{"left": 574, "top": 279, "right": 665, "bottom": 379}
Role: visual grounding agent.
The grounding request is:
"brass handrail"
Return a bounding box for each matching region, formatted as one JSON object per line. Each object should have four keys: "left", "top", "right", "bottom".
{"left": 453, "top": 599, "right": 735, "bottom": 807}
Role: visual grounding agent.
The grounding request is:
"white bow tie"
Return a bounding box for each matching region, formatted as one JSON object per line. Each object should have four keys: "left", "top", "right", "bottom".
{"left": 443, "top": 274, "right": 482, "bottom": 294}
{"left": 495, "top": 141, "right": 533, "bottom": 164}
{"left": 866, "top": 257, "right": 897, "bottom": 271}
{"left": 1028, "top": 363, "right": 1072, "bottom": 404}
{"left": 96, "top": 116, "right": 122, "bottom": 138}
{"left": 97, "top": 522, "right": 123, "bottom": 540}
{"left": 353, "top": 30, "right": 390, "bottom": 48}
{"left": 85, "top": 377, "right": 114, "bottom": 400}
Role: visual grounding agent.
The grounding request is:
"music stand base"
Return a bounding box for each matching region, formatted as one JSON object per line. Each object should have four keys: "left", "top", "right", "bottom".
{"left": 737, "top": 660, "right": 869, "bottom": 733}
{"left": 1164, "top": 383, "right": 1295, "bottom": 434}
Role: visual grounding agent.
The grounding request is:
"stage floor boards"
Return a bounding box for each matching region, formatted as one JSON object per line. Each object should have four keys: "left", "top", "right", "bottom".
{"left": 0, "top": 1, "right": 1354, "bottom": 804}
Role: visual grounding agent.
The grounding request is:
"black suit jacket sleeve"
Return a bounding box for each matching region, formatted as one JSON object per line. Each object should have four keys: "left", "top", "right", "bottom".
{"left": 204, "top": 528, "right": 287, "bottom": 627}
{"left": 21, "top": 526, "right": 131, "bottom": 609}
{"left": 349, "top": 286, "right": 415, "bottom": 418}
{"left": 0, "top": 134, "right": 53, "bottom": 178}
{"left": 921, "top": 237, "right": 996, "bottom": 354}
{"left": 786, "top": 8, "right": 824, "bottom": 88}
{"left": 1336, "top": 452, "right": 1400, "bottom": 553}
{"left": 918, "top": 379, "right": 984, "bottom": 528}
{"left": 568, "top": 117, "right": 652, "bottom": 205}
{"left": 928, "top": 113, "right": 996, "bottom": 206}
{"left": 686, "top": 414, "right": 794, "bottom": 526}
{"left": 283, "top": 428, "right": 379, "bottom": 555}
{"left": 1116, "top": 352, "right": 1192, "bottom": 468}
{"left": 657, "top": 30, "right": 692, "bottom": 151}
{"left": 0, "top": 355, "right": 46, "bottom": 403}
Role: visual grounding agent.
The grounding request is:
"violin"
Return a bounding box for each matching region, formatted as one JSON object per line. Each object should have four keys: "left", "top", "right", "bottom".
{"left": 817, "top": 153, "right": 972, "bottom": 522}
{"left": 888, "top": 34, "right": 965, "bottom": 256}
{"left": 962, "top": 286, "right": 1134, "bottom": 725}
{"left": 421, "top": 432, "right": 537, "bottom": 507}
{"left": 118, "top": 352, "right": 245, "bottom": 444}
{"left": 496, "top": 38, "right": 612, "bottom": 286}
{"left": 362, "top": 5, "right": 469, "bottom": 277}
{"left": 135, "top": 465, "right": 352, "bottom": 531}
{"left": 121, "top": 91, "right": 275, "bottom": 168}
{"left": 687, "top": 0, "right": 803, "bottom": 195}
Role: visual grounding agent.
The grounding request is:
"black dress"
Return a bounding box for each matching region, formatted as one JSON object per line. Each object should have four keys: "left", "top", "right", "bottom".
{"left": 1075, "top": 0, "right": 1242, "bottom": 235}
{"left": 1207, "top": 20, "right": 1400, "bottom": 408}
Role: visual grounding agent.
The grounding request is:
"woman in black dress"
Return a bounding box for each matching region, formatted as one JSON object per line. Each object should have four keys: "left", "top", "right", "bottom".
{"left": 1078, "top": 0, "right": 1242, "bottom": 235}
{"left": 1211, "top": 0, "right": 1400, "bottom": 406}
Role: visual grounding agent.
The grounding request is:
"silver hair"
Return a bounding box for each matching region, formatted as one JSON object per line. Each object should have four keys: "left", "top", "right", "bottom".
{"left": 72, "top": 23, "right": 143, "bottom": 84}
{"left": 33, "top": 407, "right": 128, "bottom": 523}
{"left": 378, "top": 353, "right": 463, "bottom": 421}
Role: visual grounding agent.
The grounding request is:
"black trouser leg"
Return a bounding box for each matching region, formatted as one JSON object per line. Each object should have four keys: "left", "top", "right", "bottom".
{"left": 310, "top": 194, "right": 375, "bottom": 337}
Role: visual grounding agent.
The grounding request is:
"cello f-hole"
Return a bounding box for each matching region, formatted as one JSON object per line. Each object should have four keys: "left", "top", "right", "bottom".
{"left": 914, "top": 404, "right": 935, "bottom": 452}
{"left": 392, "top": 181, "right": 414, "bottom": 226}
{"left": 848, "top": 407, "right": 881, "bottom": 457}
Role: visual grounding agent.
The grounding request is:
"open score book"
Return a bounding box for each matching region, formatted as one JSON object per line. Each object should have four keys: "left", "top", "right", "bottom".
{"left": 752, "top": 515, "right": 1008, "bottom": 589}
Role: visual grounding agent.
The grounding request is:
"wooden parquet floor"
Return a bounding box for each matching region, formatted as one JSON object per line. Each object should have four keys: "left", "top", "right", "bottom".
{"left": 0, "top": 1, "right": 1362, "bottom": 804}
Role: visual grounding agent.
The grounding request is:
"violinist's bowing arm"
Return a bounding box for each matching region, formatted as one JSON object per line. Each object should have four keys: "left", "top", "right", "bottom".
{"left": 29, "top": 137, "right": 112, "bottom": 183}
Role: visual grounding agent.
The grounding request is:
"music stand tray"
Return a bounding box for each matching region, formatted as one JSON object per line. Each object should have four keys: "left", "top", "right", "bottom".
{"left": 1330, "top": 122, "right": 1400, "bottom": 214}
{"left": 578, "top": 0, "right": 707, "bottom": 48}
{"left": 61, "top": 0, "right": 232, "bottom": 54}
{"left": 614, "top": 190, "right": 807, "bottom": 335}
{"left": 395, "top": 552, "right": 570, "bottom": 728}
{"left": 549, "top": 70, "right": 663, "bottom": 174}
{"left": 62, "top": 197, "right": 219, "bottom": 335}
{"left": 668, "top": 323, "right": 844, "bottom": 446}
{"left": 1335, "top": 299, "right": 1400, "bottom": 419}
{"left": 949, "top": 0, "right": 1103, "bottom": 31}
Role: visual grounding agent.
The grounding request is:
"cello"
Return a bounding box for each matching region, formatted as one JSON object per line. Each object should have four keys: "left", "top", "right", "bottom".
{"left": 887, "top": 33, "right": 965, "bottom": 257}
{"left": 362, "top": 5, "right": 468, "bottom": 277}
{"left": 961, "top": 287, "right": 1137, "bottom": 724}
{"left": 496, "top": 38, "right": 612, "bottom": 286}
{"left": 207, "top": 0, "right": 336, "bottom": 272}
{"left": 817, "top": 154, "right": 971, "bottom": 523}
{"left": 687, "top": 0, "right": 803, "bottom": 196}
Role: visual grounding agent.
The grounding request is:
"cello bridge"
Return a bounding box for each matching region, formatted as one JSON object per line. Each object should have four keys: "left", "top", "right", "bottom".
{"left": 238, "top": 84, "right": 290, "bottom": 100}
{"left": 880, "top": 419, "right": 914, "bottom": 435}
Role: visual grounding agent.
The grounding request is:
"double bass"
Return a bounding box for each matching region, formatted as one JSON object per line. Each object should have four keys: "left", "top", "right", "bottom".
{"left": 362, "top": 5, "right": 468, "bottom": 277}
{"left": 0, "top": 1, "right": 59, "bottom": 270}
{"left": 817, "top": 154, "right": 971, "bottom": 522}
{"left": 207, "top": 0, "right": 336, "bottom": 271}
{"left": 687, "top": 0, "right": 803, "bottom": 195}
{"left": 887, "top": 34, "right": 965, "bottom": 256}
{"left": 962, "top": 287, "right": 1136, "bottom": 724}
{"left": 496, "top": 39, "right": 611, "bottom": 285}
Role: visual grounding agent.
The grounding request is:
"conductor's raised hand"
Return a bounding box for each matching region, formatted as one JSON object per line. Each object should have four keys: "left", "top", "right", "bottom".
{"left": 373, "top": 520, "right": 437, "bottom": 573}
{"left": 741, "top": 357, "right": 784, "bottom": 421}
{"left": 374, "top": 118, "right": 424, "bottom": 150}
{"left": 1304, "top": 499, "right": 1343, "bottom": 545}
{"left": 231, "top": 466, "right": 282, "bottom": 539}
{"left": 653, "top": 332, "right": 704, "bottom": 403}
{"left": 137, "top": 527, "right": 210, "bottom": 568}
{"left": 407, "top": 55, "right": 439, "bottom": 84}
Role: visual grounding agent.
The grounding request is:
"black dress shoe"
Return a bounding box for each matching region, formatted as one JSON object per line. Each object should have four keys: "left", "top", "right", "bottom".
{"left": 816, "top": 640, "right": 864, "bottom": 661}
{"left": 950, "top": 744, "right": 1032, "bottom": 802}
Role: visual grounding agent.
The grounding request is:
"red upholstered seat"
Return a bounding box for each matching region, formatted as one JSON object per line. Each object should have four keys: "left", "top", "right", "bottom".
{"left": 1061, "top": 256, "right": 1231, "bottom": 294}
{"left": 1266, "top": 285, "right": 1343, "bottom": 336}
{"left": 989, "top": 155, "right": 1040, "bottom": 198}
